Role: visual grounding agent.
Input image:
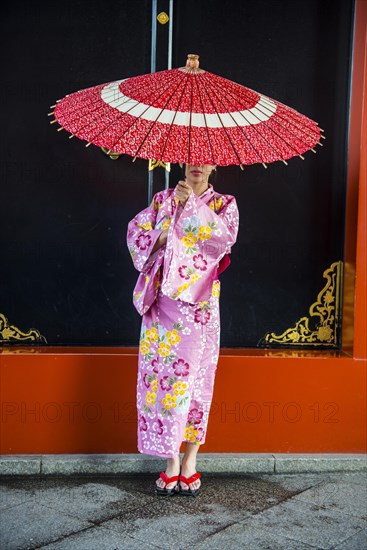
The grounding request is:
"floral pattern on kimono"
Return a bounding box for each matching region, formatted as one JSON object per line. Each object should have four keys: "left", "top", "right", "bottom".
{"left": 161, "top": 187, "right": 239, "bottom": 303}
{"left": 127, "top": 183, "right": 240, "bottom": 458}
{"left": 127, "top": 184, "right": 239, "bottom": 313}
{"left": 126, "top": 190, "right": 174, "bottom": 315}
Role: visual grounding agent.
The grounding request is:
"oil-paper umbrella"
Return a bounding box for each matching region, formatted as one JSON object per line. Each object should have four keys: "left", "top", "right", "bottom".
{"left": 49, "top": 54, "right": 325, "bottom": 168}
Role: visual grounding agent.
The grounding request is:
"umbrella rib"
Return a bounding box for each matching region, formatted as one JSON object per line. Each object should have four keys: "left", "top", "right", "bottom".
{"left": 206, "top": 75, "right": 312, "bottom": 161}
{"left": 197, "top": 77, "right": 244, "bottom": 165}
{"left": 159, "top": 73, "right": 193, "bottom": 162}
{"left": 112, "top": 71, "right": 190, "bottom": 157}
{"left": 243, "top": 92, "right": 320, "bottom": 144}
{"left": 62, "top": 71, "right": 186, "bottom": 148}
{"left": 200, "top": 74, "right": 266, "bottom": 164}
{"left": 55, "top": 70, "right": 179, "bottom": 121}
{"left": 213, "top": 76, "right": 319, "bottom": 138}
{"left": 258, "top": 96, "right": 320, "bottom": 139}
{"left": 203, "top": 74, "right": 290, "bottom": 161}
{"left": 193, "top": 75, "right": 216, "bottom": 165}
{"left": 187, "top": 77, "right": 194, "bottom": 165}
{"left": 214, "top": 77, "right": 320, "bottom": 143}
{"left": 56, "top": 84, "right": 141, "bottom": 120}
{"left": 56, "top": 72, "right": 179, "bottom": 132}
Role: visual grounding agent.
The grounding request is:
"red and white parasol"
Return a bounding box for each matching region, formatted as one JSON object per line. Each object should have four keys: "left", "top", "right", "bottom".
{"left": 50, "top": 54, "right": 325, "bottom": 168}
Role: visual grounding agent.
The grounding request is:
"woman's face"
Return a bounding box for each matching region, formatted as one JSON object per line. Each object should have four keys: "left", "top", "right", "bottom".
{"left": 184, "top": 164, "right": 216, "bottom": 183}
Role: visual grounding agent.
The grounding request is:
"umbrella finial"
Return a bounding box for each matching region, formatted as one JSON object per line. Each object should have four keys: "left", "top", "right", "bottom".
{"left": 179, "top": 54, "right": 204, "bottom": 73}
{"left": 186, "top": 54, "right": 199, "bottom": 69}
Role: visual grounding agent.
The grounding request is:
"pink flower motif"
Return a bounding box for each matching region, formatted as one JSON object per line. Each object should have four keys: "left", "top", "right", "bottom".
{"left": 173, "top": 358, "right": 190, "bottom": 377}
{"left": 188, "top": 408, "right": 203, "bottom": 425}
{"left": 178, "top": 265, "right": 190, "bottom": 280}
{"left": 196, "top": 427, "right": 204, "bottom": 441}
{"left": 154, "top": 419, "right": 164, "bottom": 435}
{"left": 194, "top": 308, "right": 211, "bottom": 325}
{"left": 143, "top": 373, "right": 151, "bottom": 388}
{"left": 151, "top": 359, "right": 159, "bottom": 373}
{"left": 193, "top": 254, "right": 207, "bottom": 271}
{"left": 139, "top": 415, "right": 148, "bottom": 431}
{"left": 135, "top": 234, "right": 152, "bottom": 250}
{"left": 160, "top": 376, "right": 172, "bottom": 391}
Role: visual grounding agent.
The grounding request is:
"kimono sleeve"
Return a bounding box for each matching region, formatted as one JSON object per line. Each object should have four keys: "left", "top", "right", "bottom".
{"left": 126, "top": 193, "right": 165, "bottom": 275}
{"left": 160, "top": 191, "right": 239, "bottom": 303}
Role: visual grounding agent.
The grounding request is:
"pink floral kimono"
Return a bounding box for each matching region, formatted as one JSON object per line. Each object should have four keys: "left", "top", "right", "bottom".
{"left": 127, "top": 183, "right": 239, "bottom": 458}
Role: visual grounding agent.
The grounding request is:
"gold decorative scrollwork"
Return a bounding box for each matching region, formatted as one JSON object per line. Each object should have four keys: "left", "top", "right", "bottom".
{"left": 0, "top": 312, "right": 47, "bottom": 344}
{"left": 100, "top": 147, "right": 121, "bottom": 160}
{"left": 259, "top": 261, "right": 343, "bottom": 348}
{"left": 148, "top": 159, "right": 171, "bottom": 172}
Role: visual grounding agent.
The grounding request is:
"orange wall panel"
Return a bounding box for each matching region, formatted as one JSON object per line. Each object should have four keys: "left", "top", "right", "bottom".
{"left": 1, "top": 350, "right": 366, "bottom": 454}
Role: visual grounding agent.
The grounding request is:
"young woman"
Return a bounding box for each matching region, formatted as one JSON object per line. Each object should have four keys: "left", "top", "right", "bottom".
{"left": 127, "top": 164, "right": 239, "bottom": 496}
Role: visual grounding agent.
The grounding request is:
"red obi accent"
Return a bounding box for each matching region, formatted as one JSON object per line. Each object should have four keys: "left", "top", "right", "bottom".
{"left": 216, "top": 254, "right": 231, "bottom": 277}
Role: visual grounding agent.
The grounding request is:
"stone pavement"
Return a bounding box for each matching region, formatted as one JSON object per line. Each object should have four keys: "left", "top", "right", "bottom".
{"left": 0, "top": 471, "right": 366, "bottom": 549}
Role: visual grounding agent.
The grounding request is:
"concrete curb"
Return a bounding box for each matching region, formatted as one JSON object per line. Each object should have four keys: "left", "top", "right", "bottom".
{"left": 0, "top": 453, "right": 366, "bottom": 476}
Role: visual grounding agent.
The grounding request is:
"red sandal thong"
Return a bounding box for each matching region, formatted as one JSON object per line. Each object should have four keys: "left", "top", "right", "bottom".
{"left": 178, "top": 472, "right": 201, "bottom": 497}
{"left": 154, "top": 471, "right": 180, "bottom": 496}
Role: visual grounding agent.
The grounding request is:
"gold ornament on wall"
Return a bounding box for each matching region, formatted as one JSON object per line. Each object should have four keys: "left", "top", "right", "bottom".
{"left": 0, "top": 312, "right": 47, "bottom": 344}
{"left": 100, "top": 147, "right": 122, "bottom": 160}
{"left": 259, "top": 261, "right": 343, "bottom": 348}
{"left": 157, "top": 11, "right": 169, "bottom": 24}
{"left": 148, "top": 158, "right": 171, "bottom": 172}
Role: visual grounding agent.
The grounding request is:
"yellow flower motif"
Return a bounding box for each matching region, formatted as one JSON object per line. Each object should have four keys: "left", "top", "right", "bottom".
{"left": 209, "top": 197, "right": 224, "bottom": 212}
{"left": 154, "top": 197, "right": 163, "bottom": 210}
{"left": 145, "top": 275, "right": 149, "bottom": 286}
{"left": 166, "top": 331, "right": 181, "bottom": 346}
{"left": 146, "top": 391, "right": 156, "bottom": 406}
{"left": 151, "top": 379, "right": 158, "bottom": 393}
{"left": 190, "top": 273, "right": 201, "bottom": 284}
{"left": 146, "top": 327, "right": 158, "bottom": 342}
{"left": 176, "top": 282, "right": 189, "bottom": 295}
{"left": 137, "top": 221, "right": 153, "bottom": 230}
{"left": 139, "top": 340, "right": 150, "bottom": 355}
{"left": 134, "top": 290, "right": 143, "bottom": 300}
{"left": 184, "top": 425, "right": 199, "bottom": 442}
{"left": 215, "top": 197, "right": 224, "bottom": 210}
{"left": 158, "top": 342, "right": 171, "bottom": 357}
{"left": 197, "top": 226, "right": 212, "bottom": 240}
{"left": 182, "top": 232, "right": 198, "bottom": 247}
{"left": 212, "top": 281, "right": 220, "bottom": 297}
{"left": 162, "top": 218, "right": 171, "bottom": 230}
{"left": 172, "top": 381, "right": 188, "bottom": 396}
{"left": 162, "top": 393, "right": 177, "bottom": 410}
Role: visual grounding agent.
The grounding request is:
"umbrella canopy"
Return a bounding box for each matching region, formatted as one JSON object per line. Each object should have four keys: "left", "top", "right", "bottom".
{"left": 50, "top": 54, "right": 325, "bottom": 167}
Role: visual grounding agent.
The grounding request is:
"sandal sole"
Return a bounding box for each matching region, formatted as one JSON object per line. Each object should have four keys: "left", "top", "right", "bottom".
{"left": 155, "top": 485, "right": 179, "bottom": 496}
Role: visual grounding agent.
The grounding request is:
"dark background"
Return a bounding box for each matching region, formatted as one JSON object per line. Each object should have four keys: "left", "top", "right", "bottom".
{"left": 0, "top": 0, "right": 354, "bottom": 347}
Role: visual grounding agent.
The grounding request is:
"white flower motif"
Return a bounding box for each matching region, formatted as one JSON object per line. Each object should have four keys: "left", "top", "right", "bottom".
{"left": 158, "top": 324, "right": 166, "bottom": 338}
{"left": 182, "top": 215, "right": 202, "bottom": 231}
